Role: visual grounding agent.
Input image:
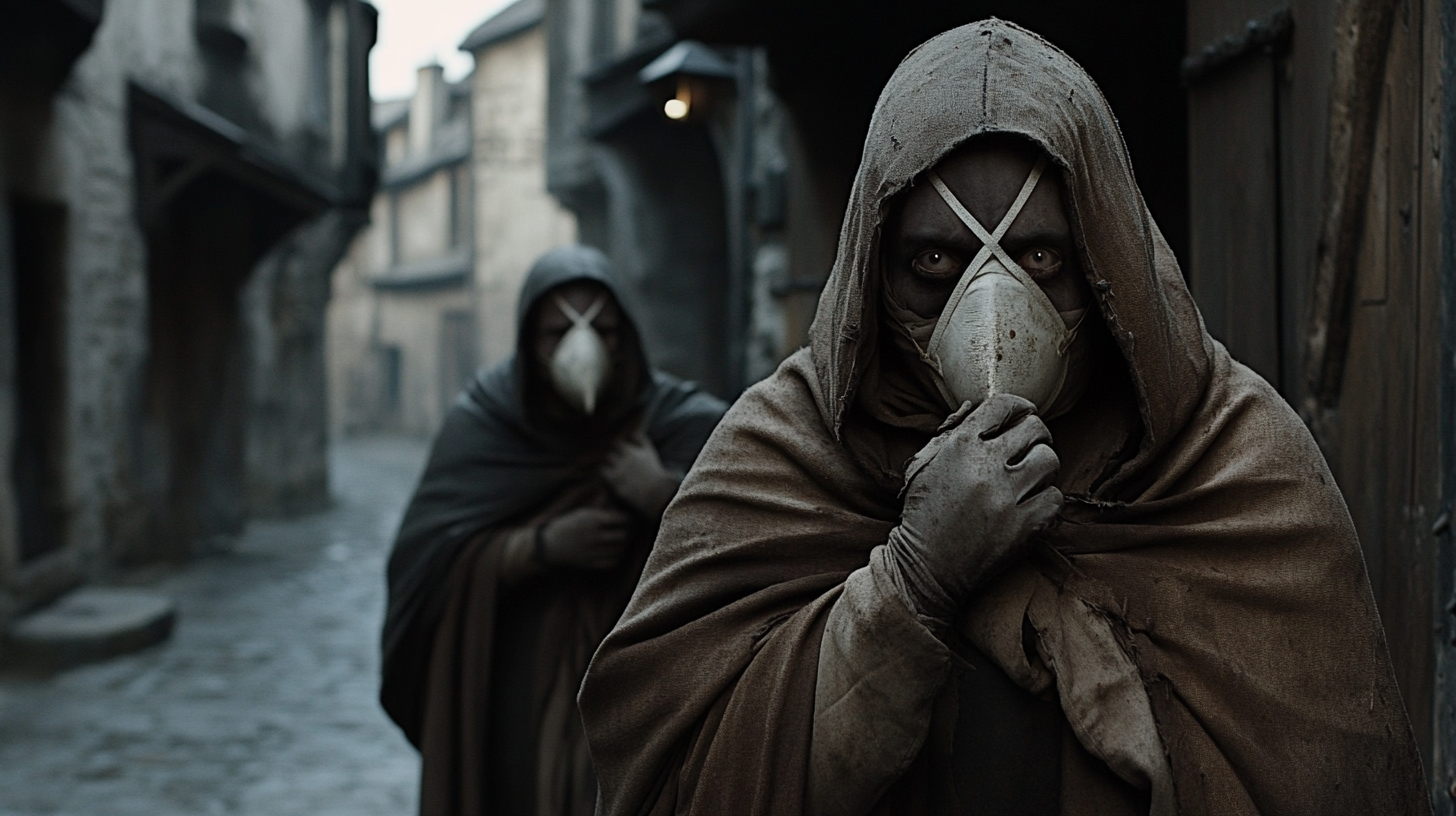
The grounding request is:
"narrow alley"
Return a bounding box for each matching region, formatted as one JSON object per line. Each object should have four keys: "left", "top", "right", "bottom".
{"left": 0, "top": 438, "right": 427, "bottom": 816}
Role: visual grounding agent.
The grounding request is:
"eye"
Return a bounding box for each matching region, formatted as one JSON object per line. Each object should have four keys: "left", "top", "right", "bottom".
{"left": 911, "top": 249, "right": 964, "bottom": 278}
{"left": 1017, "top": 247, "right": 1063, "bottom": 279}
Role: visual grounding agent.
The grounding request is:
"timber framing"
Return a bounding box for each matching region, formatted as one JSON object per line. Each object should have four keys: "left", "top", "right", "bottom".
{"left": 1301, "top": 0, "right": 1402, "bottom": 412}
{"left": 1181, "top": 7, "right": 1294, "bottom": 86}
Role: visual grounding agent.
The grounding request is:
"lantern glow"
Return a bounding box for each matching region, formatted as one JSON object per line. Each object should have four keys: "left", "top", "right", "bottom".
{"left": 664, "top": 80, "right": 692, "bottom": 120}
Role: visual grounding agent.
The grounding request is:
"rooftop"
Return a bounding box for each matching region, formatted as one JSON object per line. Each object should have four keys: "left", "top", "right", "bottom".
{"left": 459, "top": 0, "right": 544, "bottom": 53}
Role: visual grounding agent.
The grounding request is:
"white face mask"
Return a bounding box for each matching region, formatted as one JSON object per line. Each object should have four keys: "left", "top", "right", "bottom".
{"left": 918, "top": 156, "right": 1088, "bottom": 417}
{"left": 547, "top": 293, "right": 611, "bottom": 415}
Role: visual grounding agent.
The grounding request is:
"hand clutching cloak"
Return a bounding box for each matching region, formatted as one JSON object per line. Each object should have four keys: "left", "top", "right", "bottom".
{"left": 578, "top": 19, "right": 1430, "bottom": 816}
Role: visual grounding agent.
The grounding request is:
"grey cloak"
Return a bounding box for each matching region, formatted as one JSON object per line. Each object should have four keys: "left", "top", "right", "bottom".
{"left": 380, "top": 246, "right": 727, "bottom": 816}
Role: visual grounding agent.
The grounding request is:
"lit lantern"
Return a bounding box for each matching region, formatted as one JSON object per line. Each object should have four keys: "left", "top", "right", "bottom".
{"left": 638, "top": 40, "right": 736, "bottom": 123}
{"left": 664, "top": 81, "right": 691, "bottom": 120}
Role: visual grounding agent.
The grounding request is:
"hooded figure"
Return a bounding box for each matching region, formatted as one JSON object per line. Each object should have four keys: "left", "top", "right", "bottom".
{"left": 578, "top": 20, "right": 1429, "bottom": 816}
{"left": 381, "top": 246, "right": 727, "bottom": 816}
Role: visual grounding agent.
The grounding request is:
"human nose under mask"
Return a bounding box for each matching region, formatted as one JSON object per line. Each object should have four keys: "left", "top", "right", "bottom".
{"left": 915, "top": 155, "right": 1089, "bottom": 418}
{"left": 547, "top": 294, "right": 611, "bottom": 415}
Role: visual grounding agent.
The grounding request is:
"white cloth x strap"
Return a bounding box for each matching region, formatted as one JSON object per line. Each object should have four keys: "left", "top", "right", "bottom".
{"left": 922, "top": 155, "right": 1066, "bottom": 360}
{"left": 555, "top": 293, "right": 606, "bottom": 326}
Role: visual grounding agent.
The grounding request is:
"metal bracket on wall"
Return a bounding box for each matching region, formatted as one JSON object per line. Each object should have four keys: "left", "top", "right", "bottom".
{"left": 1181, "top": 7, "right": 1294, "bottom": 87}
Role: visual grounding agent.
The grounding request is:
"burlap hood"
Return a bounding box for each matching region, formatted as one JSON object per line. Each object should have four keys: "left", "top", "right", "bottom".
{"left": 811, "top": 18, "right": 1210, "bottom": 498}
{"left": 580, "top": 19, "right": 1429, "bottom": 816}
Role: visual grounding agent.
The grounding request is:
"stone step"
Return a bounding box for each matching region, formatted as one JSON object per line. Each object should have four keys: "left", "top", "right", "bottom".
{"left": 4, "top": 587, "right": 176, "bottom": 668}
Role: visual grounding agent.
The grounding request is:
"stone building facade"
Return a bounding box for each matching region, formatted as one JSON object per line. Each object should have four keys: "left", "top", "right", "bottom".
{"left": 328, "top": 65, "right": 475, "bottom": 436}
{"left": 0, "top": 0, "right": 377, "bottom": 629}
{"left": 328, "top": 0, "right": 575, "bottom": 437}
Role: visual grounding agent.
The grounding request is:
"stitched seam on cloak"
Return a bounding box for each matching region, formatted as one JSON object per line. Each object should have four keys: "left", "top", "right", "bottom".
{"left": 1090, "top": 602, "right": 1175, "bottom": 798}
{"left": 1050, "top": 565, "right": 1178, "bottom": 789}
{"left": 981, "top": 27, "right": 991, "bottom": 124}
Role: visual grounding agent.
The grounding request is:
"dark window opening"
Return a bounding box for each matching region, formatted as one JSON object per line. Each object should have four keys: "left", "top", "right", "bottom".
{"left": 450, "top": 164, "right": 471, "bottom": 251}
{"left": 388, "top": 191, "right": 401, "bottom": 265}
{"left": 10, "top": 195, "right": 69, "bottom": 563}
{"left": 380, "top": 344, "right": 402, "bottom": 413}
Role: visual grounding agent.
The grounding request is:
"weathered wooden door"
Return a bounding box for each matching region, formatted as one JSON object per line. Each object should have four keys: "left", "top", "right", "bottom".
{"left": 1314, "top": 0, "right": 1444, "bottom": 797}
{"left": 1186, "top": 2, "right": 1290, "bottom": 390}
{"left": 1186, "top": 0, "right": 1449, "bottom": 804}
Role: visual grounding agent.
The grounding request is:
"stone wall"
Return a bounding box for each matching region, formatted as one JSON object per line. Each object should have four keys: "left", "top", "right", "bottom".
{"left": 0, "top": 0, "right": 376, "bottom": 628}
{"left": 471, "top": 24, "right": 578, "bottom": 370}
{"left": 244, "top": 209, "right": 365, "bottom": 517}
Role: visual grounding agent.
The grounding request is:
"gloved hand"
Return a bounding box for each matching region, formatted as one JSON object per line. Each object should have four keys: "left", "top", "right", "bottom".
{"left": 884, "top": 394, "right": 1063, "bottom": 625}
{"left": 540, "top": 507, "right": 633, "bottom": 570}
{"left": 600, "top": 431, "right": 682, "bottom": 519}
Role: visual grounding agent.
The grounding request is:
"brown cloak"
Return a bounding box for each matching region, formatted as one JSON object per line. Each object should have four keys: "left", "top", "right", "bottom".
{"left": 578, "top": 19, "right": 1429, "bottom": 816}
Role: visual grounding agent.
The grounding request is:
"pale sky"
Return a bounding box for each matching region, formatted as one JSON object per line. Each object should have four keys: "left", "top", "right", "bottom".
{"left": 369, "top": 0, "right": 516, "bottom": 100}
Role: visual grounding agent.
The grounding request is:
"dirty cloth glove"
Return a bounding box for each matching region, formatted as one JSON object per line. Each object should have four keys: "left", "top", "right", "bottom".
{"left": 600, "top": 431, "right": 683, "bottom": 519}
{"left": 499, "top": 506, "right": 633, "bottom": 586}
{"left": 809, "top": 395, "right": 1064, "bottom": 816}
{"left": 882, "top": 393, "right": 1064, "bottom": 628}
{"left": 540, "top": 506, "right": 632, "bottom": 570}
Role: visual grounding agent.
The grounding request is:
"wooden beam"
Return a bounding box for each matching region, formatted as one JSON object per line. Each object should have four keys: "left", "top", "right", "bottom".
{"left": 1302, "top": 0, "right": 1401, "bottom": 414}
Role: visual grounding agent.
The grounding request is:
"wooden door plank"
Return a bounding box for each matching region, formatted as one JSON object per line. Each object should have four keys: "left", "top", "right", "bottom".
{"left": 1415, "top": 0, "right": 1446, "bottom": 798}
{"left": 1323, "top": 0, "right": 1436, "bottom": 770}
{"left": 1188, "top": 54, "right": 1283, "bottom": 385}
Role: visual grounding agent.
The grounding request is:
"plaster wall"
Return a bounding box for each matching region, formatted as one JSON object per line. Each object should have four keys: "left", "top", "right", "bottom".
{"left": 330, "top": 217, "right": 474, "bottom": 438}
{"left": 614, "top": 0, "right": 640, "bottom": 53}
{"left": 544, "top": 0, "right": 602, "bottom": 195}
{"left": 395, "top": 171, "right": 456, "bottom": 263}
{"left": 375, "top": 289, "right": 472, "bottom": 434}
{"left": 327, "top": 20, "right": 571, "bottom": 440}
{"left": 385, "top": 125, "right": 408, "bottom": 166}
{"left": 471, "top": 26, "right": 577, "bottom": 370}
{"left": 327, "top": 184, "right": 474, "bottom": 439}
{"left": 367, "top": 193, "right": 394, "bottom": 267}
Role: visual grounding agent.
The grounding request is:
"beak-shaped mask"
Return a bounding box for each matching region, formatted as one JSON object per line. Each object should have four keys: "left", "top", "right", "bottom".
{"left": 548, "top": 294, "right": 611, "bottom": 415}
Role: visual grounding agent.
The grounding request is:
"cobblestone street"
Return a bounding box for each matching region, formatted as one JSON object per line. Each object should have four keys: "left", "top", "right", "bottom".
{"left": 0, "top": 437, "right": 429, "bottom": 816}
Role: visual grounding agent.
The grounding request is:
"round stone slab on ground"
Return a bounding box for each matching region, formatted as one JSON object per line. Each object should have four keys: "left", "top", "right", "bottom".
{"left": 5, "top": 587, "right": 176, "bottom": 668}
